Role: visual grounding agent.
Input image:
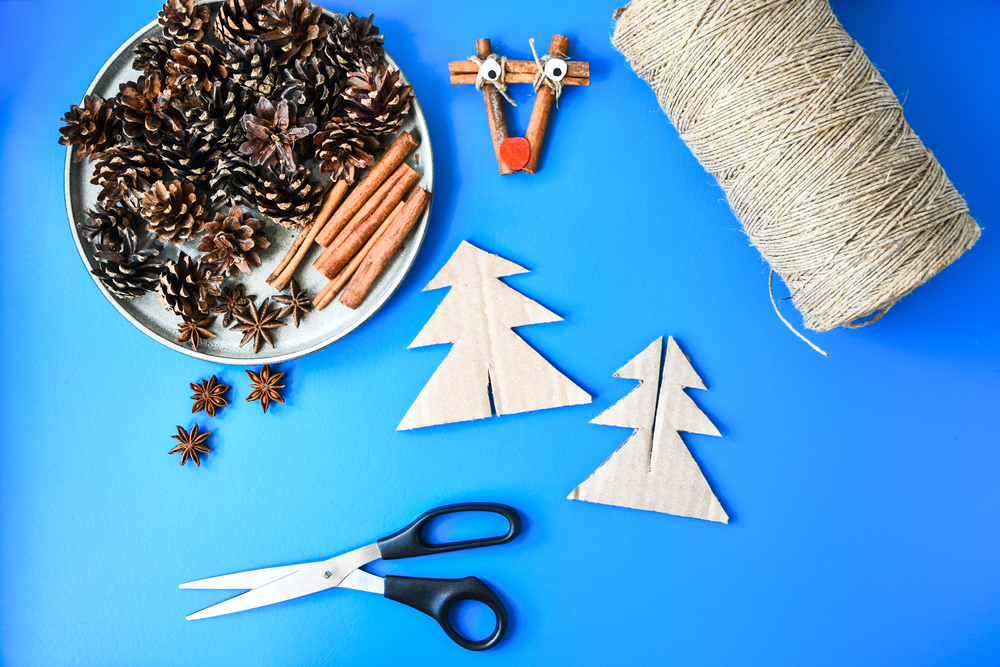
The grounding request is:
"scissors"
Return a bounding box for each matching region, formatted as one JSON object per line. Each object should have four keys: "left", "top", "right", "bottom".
{"left": 180, "top": 502, "right": 520, "bottom": 651}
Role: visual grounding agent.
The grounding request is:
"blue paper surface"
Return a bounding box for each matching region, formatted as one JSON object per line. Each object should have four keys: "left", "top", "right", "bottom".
{"left": 2, "top": 1, "right": 998, "bottom": 665}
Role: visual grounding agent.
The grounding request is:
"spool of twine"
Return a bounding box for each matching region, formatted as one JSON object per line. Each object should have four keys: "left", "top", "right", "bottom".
{"left": 613, "top": 0, "right": 980, "bottom": 332}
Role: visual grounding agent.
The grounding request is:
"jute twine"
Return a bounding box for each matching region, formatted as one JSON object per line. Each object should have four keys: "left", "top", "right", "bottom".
{"left": 613, "top": 0, "right": 980, "bottom": 333}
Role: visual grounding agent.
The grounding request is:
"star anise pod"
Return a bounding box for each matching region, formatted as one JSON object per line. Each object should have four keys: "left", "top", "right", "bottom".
{"left": 190, "top": 375, "right": 230, "bottom": 416}
{"left": 169, "top": 423, "right": 212, "bottom": 466}
{"left": 213, "top": 283, "right": 254, "bottom": 326}
{"left": 246, "top": 364, "right": 285, "bottom": 413}
{"left": 272, "top": 278, "right": 312, "bottom": 327}
{"left": 230, "top": 297, "right": 287, "bottom": 353}
{"left": 175, "top": 314, "right": 217, "bottom": 351}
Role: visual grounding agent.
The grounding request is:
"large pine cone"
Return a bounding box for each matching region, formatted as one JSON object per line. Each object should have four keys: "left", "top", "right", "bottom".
{"left": 91, "top": 145, "right": 165, "bottom": 212}
{"left": 158, "top": 0, "right": 210, "bottom": 43}
{"left": 92, "top": 227, "right": 167, "bottom": 299}
{"left": 313, "top": 118, "right": 377, "bottom": 185}
{"left": 140, "top": 178, "right": 208, "bottom": 245}
{"left": 165, "top": 42, "right": 229, "bottom": 95}
{"left": 115, "top": 73, "right": 185, "bottom": 146}
{"left": 255, "top": 164, "right": 323, "bottom": 229}
{"left": 278, "top": 56, "right": 341, "bottom": 124}
{"left": 213, "top": 0, "right": 269, "bottom": 51}
{"left": 157, "top": 251, "right": 222, "bottom": 318}
{"left": 258, "top": 0, "right": 331, "bottom": 65}
{"left": 79, "top": 203, "right": 133, "bottom": 249}
{"left": 226, "top": 39, "right": 282, "bottom": 98}
{"left": 239, "top": 97, "right": 316, "bottom": 174}
{"left": 197, "top": 204, "right": 271, "bottom": 276}
{"left": 325, "top": 13, "right": 383, "bottom": 71}
{"left": 342, "top": 62, "right": 412, "bottom": 137}
{"left": 210, "top": 153, "right": 257, "bottom": 208}
{"left": 133, "top": 37, "right": 173, "bottom": 77}
{"left": 160, "top": 133, "right": 221, "bottom": 183}
{"left": 59, "top": 94, "right": 121, "bottom": 162}
{"left": 182, "top": 78, "right": 250, "bottom": 150}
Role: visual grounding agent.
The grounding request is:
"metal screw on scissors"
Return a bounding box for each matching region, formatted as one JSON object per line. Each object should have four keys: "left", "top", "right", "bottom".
{"left": 180, "top": 503, "right": 521, "bottom": 651}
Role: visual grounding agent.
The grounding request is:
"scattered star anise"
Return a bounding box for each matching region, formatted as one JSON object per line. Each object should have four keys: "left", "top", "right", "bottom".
{"left": 190, "top": 375, "right": 230, "bottom": 417}
{"left": 246, "top": 364, "right": 285, "bottom": 413}
{"left": 169, "top": 423, "right": 212, "bottom": 466}
{"left": 272, "top": 279, "right": 312, "bottom": 327}
{"left": 230, "top": 297, "right": 287, "bottom": 353}
{"left": 214, "top": 284, "right": 255, "bottom": 327}
{"left": 175, "top": 315, "right": 217, "bottom": 351}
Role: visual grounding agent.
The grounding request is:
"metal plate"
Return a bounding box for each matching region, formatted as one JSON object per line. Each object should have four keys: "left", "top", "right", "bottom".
{"left": 65, "top": 4, "right": 433, "bottom": 365}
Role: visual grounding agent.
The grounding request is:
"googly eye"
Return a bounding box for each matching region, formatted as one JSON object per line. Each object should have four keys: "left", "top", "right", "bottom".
{"left": 478, "top": 59, "right": 503, "bottom": 82}
{"left": 544, "top": 57, "right": 568, "bottom": 82}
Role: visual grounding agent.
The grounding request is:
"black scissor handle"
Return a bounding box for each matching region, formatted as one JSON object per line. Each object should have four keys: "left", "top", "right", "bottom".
{"left": 377, "top": 503, "right": 520, "bottom": 560}
{"left": 384, "top": 575, "right": 507, "bottom": 651}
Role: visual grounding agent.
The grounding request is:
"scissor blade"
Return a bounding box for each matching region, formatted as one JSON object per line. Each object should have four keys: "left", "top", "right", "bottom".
{"left": 180, "top": 562, "right": 319, "bottom": 590}
{"left": 185, "top": 542, "right": 380, "bottom": 620}
{"left": 337, "top": 568, "right": 385, "bottom": 595}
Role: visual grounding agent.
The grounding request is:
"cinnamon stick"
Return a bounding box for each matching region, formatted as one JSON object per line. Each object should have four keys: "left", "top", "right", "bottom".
{"left": 524, "top": 35, "right": 570, "bottom": 175}
{"left": 324, "top": 164, "right": 410, "bottom": 252}
{"left": 475, "top": 39, "right": 515, "bottom": 176}
{"left": 341, "top": 187, "right": 431, "bottom": 310}
{"left": 266, "top": 179, "right": 349, "bottom": 290}
{"left": 450, "top": 72, "right": 588, "bottom": 86}
{"left": 313, "top": 165, "right": 420, "bottom": 279}
{"left": 449, "top": 59, "right": 589, "bottom": 86}
{"left": 312, "top": 201, "right": 405, "bottom": 310}
{"left": 315, "top": 131, "right": 419, "bottom": 246}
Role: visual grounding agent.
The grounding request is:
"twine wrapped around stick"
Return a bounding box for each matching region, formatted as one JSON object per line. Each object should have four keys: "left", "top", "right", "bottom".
{"left": 613, "top": 0, "right": 980, "bottom": 332}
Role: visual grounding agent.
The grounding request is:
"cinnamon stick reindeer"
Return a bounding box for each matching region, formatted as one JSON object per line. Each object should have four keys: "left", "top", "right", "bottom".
{"left": 449, "top": 36, "right": 590, "bottom": 174}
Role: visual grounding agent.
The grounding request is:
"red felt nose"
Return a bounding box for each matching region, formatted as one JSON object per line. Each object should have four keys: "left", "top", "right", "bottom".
{"left": 499, "top": 137, "right": 531, "bottom": 171}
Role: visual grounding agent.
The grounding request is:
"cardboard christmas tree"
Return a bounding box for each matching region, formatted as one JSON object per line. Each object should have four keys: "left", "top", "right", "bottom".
{"left": 399, "top": 241, "right": 591, "bottom": 430}
{"left": 569, "top": 337, "right": 728, "bottom": 523}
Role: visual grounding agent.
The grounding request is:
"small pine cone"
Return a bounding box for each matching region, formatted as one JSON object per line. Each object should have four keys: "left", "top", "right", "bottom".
{"left": 157, "top": 251, "right": 222, "bottom": 318}
{"left": 133, "top": 37, "right": 174, "bottom": 76}
{"left": 180, "top": 79, "right": 251, "bottom": 150}
{"left": 140, "top": 179, "right": 208, "bottom": 246}
{"left": 255, "top": 164, "right": 323, "bottom": 229}
{"left": 239, "top": 97, "right": 316, "bottom": 174}
{"left": 278, "top": 56, "right": 342, "bottom": 124}
{"left": 197, "top": 204, "right": 271, "bottom": 276}
{"left": 79, "top": 203, "right": 133, "bottom": 248}
{"left": 158, "top": 0, "right": 211, "bottom": 43}
{"left": 210, "top": 153, "right": 257, "bottom": 208}
{"left": 325, "top": 13, "right": 383, "bottom": 71}
{"left": 91, "top": 145, "right": 165, "bottom": 212}
{"left": 160, "top": 133, "right": 221, "bottom": 183}
{"left": 226, "top": 39, "right": 283, "bottom": 99}
{"left": 313, "top": 119, "right": 377, "bottom": 185}
{"left": 213, "top": 0, "right": 269, "bottom": 51}
{"left": 115, "top": 73, "right": 185, "bottom": 146}
{"left": 164, "top": 42, "right": 229, "bottom": 95}
{"left": 92, "top": 227, "right": 167, "bottom": 299}
{"left": 258, "top": 0, "right": 331, "bottom": 65}
{"left": 58, "top": 94, "right": 121, "bottom": 162}
{"left": 341, "top": 62, "right": 412, "bottom": 137}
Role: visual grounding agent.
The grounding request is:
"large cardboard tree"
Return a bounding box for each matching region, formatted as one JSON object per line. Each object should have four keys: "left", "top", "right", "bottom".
{"left": 399, "top": 241, "right": 591, "bottom": 430}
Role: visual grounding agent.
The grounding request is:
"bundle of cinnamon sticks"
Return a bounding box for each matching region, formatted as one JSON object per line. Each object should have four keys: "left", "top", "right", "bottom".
{"left": 266, "top": 131, "right": 431, "bottom": 311}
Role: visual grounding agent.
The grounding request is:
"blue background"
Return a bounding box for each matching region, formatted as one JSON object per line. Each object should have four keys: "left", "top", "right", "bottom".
{"left": 2, "top": 0, "right": 998, "bottom": 665}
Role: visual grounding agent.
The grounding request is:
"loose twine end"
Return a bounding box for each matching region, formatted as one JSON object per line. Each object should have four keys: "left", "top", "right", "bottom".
{"left": 769, "top": 271, "right": 829, "bottom": 357}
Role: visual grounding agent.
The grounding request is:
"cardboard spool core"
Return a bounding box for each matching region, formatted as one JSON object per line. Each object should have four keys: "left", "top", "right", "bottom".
{"left": 499, "top": 137, "right": 531, "bottom": 171}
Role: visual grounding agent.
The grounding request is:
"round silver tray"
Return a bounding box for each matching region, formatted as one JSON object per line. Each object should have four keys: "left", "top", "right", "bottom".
{"left": 65, "top": 3, "right": 433, "bottom": 365}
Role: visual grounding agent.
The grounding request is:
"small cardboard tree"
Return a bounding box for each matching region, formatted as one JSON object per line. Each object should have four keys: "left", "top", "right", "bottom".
{"left": 569, "top": 337, "right": 728, "bottom": 523}
{"left": 399, "top": 241, "right": 591, "bottom": 430}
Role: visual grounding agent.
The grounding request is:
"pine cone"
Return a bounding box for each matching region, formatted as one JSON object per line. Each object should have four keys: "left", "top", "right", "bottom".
{"left": 115, "top": 73, "right": 185, "bottom": 146}
{"left": 91, "top": 145, "right": 165, "bottom": 212}
{"left": 255, "top": 164, "right": 323, "bottom": 229}
{"left": 164, "top": 42, "right": 229, "bottom": 95}
{"left": 133, "top": 37, "right": 173, "bottom": 76}
{"left": 182, "top": 78, "right": 251, "bottom": 150}
{"left": 160, "top": 133, "right": 221, "bottom": 183}
{"left": 92, "top": 227, "right": 167, "bottom": 299}
{"left": 325, "top": 13, "right": 383, "bottom": 71}
{"left": 341, "top": 62, "right": 412, "bottom": 137}
{"left": 197, "top": 204, "right": 271, "bottom": 276}
{"left": 213, "top": 0, "right": 269, "bottom": 51}
{"left": 140, "top": 179, "right": 208, "bottom": 246}
{"left": 58, "top": 94, "right": 121, "bottom": 162}
{"left": 210, "top": 153, "right": 258, "bottom": 208}
{"left": 313, "top": 118, "right": 377, "bottom": 185}
{"left": 278, "top": 55, "right": 341, "bottom": 124}
{"left": 157, "top": 251, "right": 222, "bottom": 318}
{"left": 158, "top": 0, "right": 211, "bottom": 43}
{"left": 79, "top": 203, "right": 133, "bottom": 248}
{"left": 226, "top": 39, "right": 282, "bottom": 98}
{"left": 239, "top": 97, "right": 316, "bottom": 174}
{"left": 258, "top": 0, "right": 331, "bottom": 65}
